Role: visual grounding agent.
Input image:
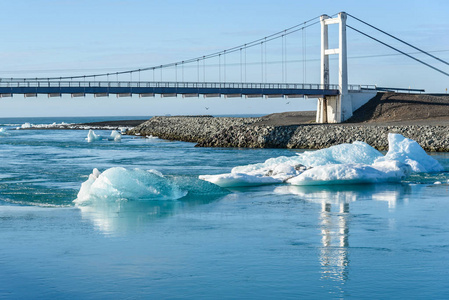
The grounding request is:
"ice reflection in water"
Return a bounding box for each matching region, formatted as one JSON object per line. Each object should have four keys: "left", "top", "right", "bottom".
{"left": 319, "top": 202, "right": 349, "bottom": 284}
{"left": 275, "top": 183, "right": 410, "bottom": 291}
{"left": 77, "top": 195, "right": 225, "bottom": 235}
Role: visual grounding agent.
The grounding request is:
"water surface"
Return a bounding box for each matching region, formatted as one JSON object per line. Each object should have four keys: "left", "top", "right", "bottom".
{"left": 1, "top": 117, "right": 448, "bottom": 299}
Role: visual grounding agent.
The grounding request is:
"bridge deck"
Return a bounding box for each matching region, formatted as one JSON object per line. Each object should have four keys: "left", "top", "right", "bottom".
{"left": 0, "top": 81, "right": 369, "bottom": 97}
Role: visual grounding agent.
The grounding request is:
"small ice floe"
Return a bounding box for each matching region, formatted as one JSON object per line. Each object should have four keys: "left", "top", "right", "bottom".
{"left": 199, "top": 133, "right": 444, "bottom": 187}
{"left": 108, "top": 130, "right": 122, "bottom": 142}
{"left": 18, "top": 122, "right": 33, "bottom": 129}
{"left": 86, "top": 129, "right": 102, "bottom": 142}
{"left": 0, "top": 127, "right": 10, "bottom": 136}
{"left": 16, "top": 121, "right": 74, "bottom": 130}
{"left": 434, "top": 181, "right": 442, "bottom": 185}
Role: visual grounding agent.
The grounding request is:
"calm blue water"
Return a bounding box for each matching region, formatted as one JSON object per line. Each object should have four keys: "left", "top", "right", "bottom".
{"left": 1, "top": 117, "right": 449, "bottom": 299}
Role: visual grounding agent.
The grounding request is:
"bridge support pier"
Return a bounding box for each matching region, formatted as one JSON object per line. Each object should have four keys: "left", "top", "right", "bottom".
{"left": 317, "top": 91, "right": 377, "bottom": 123}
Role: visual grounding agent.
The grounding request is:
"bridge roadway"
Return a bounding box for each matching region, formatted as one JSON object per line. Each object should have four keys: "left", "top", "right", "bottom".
{"left": 0, "top": 81, "right": 371, "bottom": 98}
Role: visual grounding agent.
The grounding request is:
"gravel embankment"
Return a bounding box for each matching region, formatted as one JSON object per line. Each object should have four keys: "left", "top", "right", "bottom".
{"left": 127, "top": 116, "right": 262, "bottom": 143}
{"left": 127, "top": 116, "right": 449, "bottom": 151}
{"left": 126, "top": 93, "right": 449, "bottom": 151}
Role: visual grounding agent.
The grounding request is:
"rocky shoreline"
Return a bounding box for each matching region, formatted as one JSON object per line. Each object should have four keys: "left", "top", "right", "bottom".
{"left": 127, "top": 116, "right": 449, "bottom": 152}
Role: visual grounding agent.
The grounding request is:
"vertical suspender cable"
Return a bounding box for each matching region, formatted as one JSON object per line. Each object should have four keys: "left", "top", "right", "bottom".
{"left": 240, "top": 48, "right": 243, "bottom": 83}
{"left": 195, "top": 59, "right": 198, "bottom": 82}
{"left": 260, "top": 42, "right": 264, "bottom": 83}
{"left": 175, "top": 64, "right": 178, "bottom": 82}
{"left": 285, "top": 33, "right": 288, "bottom": 83}
{"left": 219, "top": 54, "right": 221, "bottom": 82}
{"left": 282, "top": 35, "right": 285, "bottom": 83}
{"left": 182, "top": 61, "right": 184, "bottom": 82}
{"left": 302, "top": 28, "right": 305, "bottom": 84}
{"left": 224, "top": 50, "right": 226, "bottom": 82}
{"left": 244, "top": 45, "right": 247, "bottom": 83}
{"left": 203, "top": 56, "right": 206, "bottom": 82}
{"left": 302, "top": 27, "right": 307, "bottom": 84}
{"left": 263, "top": 38, "right": 268, "bottom": 82}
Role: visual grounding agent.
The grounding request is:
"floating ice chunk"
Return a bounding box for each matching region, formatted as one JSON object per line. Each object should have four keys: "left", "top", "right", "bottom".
{"left": 200, "top": 133, "right": 443, "bottom": 187}
{"left": 375, "top": 133, "right": 444, "bottom": 173}
{"left": 288, "top": 160, "right": 411, "bottom": 186}
{"left": 0, "top": 127, "right": 9, "bottom": 136}
{"left": 108, "top": 130, "right": 121, "bottom": 142}
{"left": 202, "top": 141, "right": 385, "bottom": 187}
{"left": 74, "top": 167, "right": 187, "bottom": 204}
{"left": 231, "top": 141, "right": 383, "bottom": 177}
{"left": 86, "top": 129, "right": 102, "bottom": 142}
{"left": 295, "top": 141, "right": 384, "bottom": 167}
{"left": 199, "top": 173, "right": 282, "bottom": 188}
{"left": 200, "top": 134, "right": 443, "bottom": 187}
{"left": 21, "top": 122, "right": 32, "bottom": 129}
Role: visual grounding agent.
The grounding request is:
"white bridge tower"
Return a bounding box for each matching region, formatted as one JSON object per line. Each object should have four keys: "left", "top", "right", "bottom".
{"left": 316, "top": 12, "right": 376, "bottom": 123}
{"left": 316, "top": 12, "right": 350, "bottom": 123}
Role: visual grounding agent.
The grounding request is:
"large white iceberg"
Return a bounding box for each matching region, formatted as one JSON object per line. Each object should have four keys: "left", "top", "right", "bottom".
{"left": 74, "top": 167, "right": 227, "bottom": 205}
{"left": 199, "top": 133, "right": 443, "bottom": 187}
{"left": 75, "top": 167, "right": 187, "bottom": 204}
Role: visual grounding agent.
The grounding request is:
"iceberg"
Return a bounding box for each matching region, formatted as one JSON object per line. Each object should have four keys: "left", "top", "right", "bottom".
{"left": 287, "top": 160, "right": 411, "bottom": 185}
{"left": 375, "top": 133, "right": 444, "bottom": 173}
{"left": 74, "top": 167, "right": 228, "bottom": 206}
{"left": 200, "top": 133, "right": 443, "bottom": 187}
{"left": 74, "top": 167, "right": 187, "bottom": 204}
{"left": 86, "top": 129, "right": 102, "bottom": 142}
{"left": 108, "top": 130, "right": 122, "bottom": 142}
{"left": 199, "top": 173, "right": 283, "bottom": 188}
{"left": 21, "top": 122, "right": 32, "bottom": 129}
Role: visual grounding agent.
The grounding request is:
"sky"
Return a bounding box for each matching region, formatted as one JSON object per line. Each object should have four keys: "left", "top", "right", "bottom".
{"left": 0, "top": 0, "right": 448, "bottom": 117}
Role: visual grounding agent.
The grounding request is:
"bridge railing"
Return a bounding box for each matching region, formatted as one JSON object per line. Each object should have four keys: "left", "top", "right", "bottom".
{"left": 0, "top": 80, "right": 373, "bottom": 91}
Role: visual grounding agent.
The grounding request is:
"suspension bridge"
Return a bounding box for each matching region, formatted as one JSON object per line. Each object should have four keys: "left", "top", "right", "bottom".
{"left": 1, "top": 12, "right": 446, "bottom": 123}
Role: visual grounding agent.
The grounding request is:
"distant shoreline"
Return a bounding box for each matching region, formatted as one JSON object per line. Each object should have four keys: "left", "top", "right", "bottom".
{"left": 17, "top": 92, "right": 449, "bottom": 151}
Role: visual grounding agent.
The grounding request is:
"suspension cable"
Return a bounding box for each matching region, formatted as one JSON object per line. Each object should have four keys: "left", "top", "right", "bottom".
{"left": 347, "top": 13, "right": 449, "bottom": 66}
{"left": 3, "top": 15, "right": 323, "bottom": 81}
{"left": 347, "top": 25, "right": 449, "bottom": 77}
